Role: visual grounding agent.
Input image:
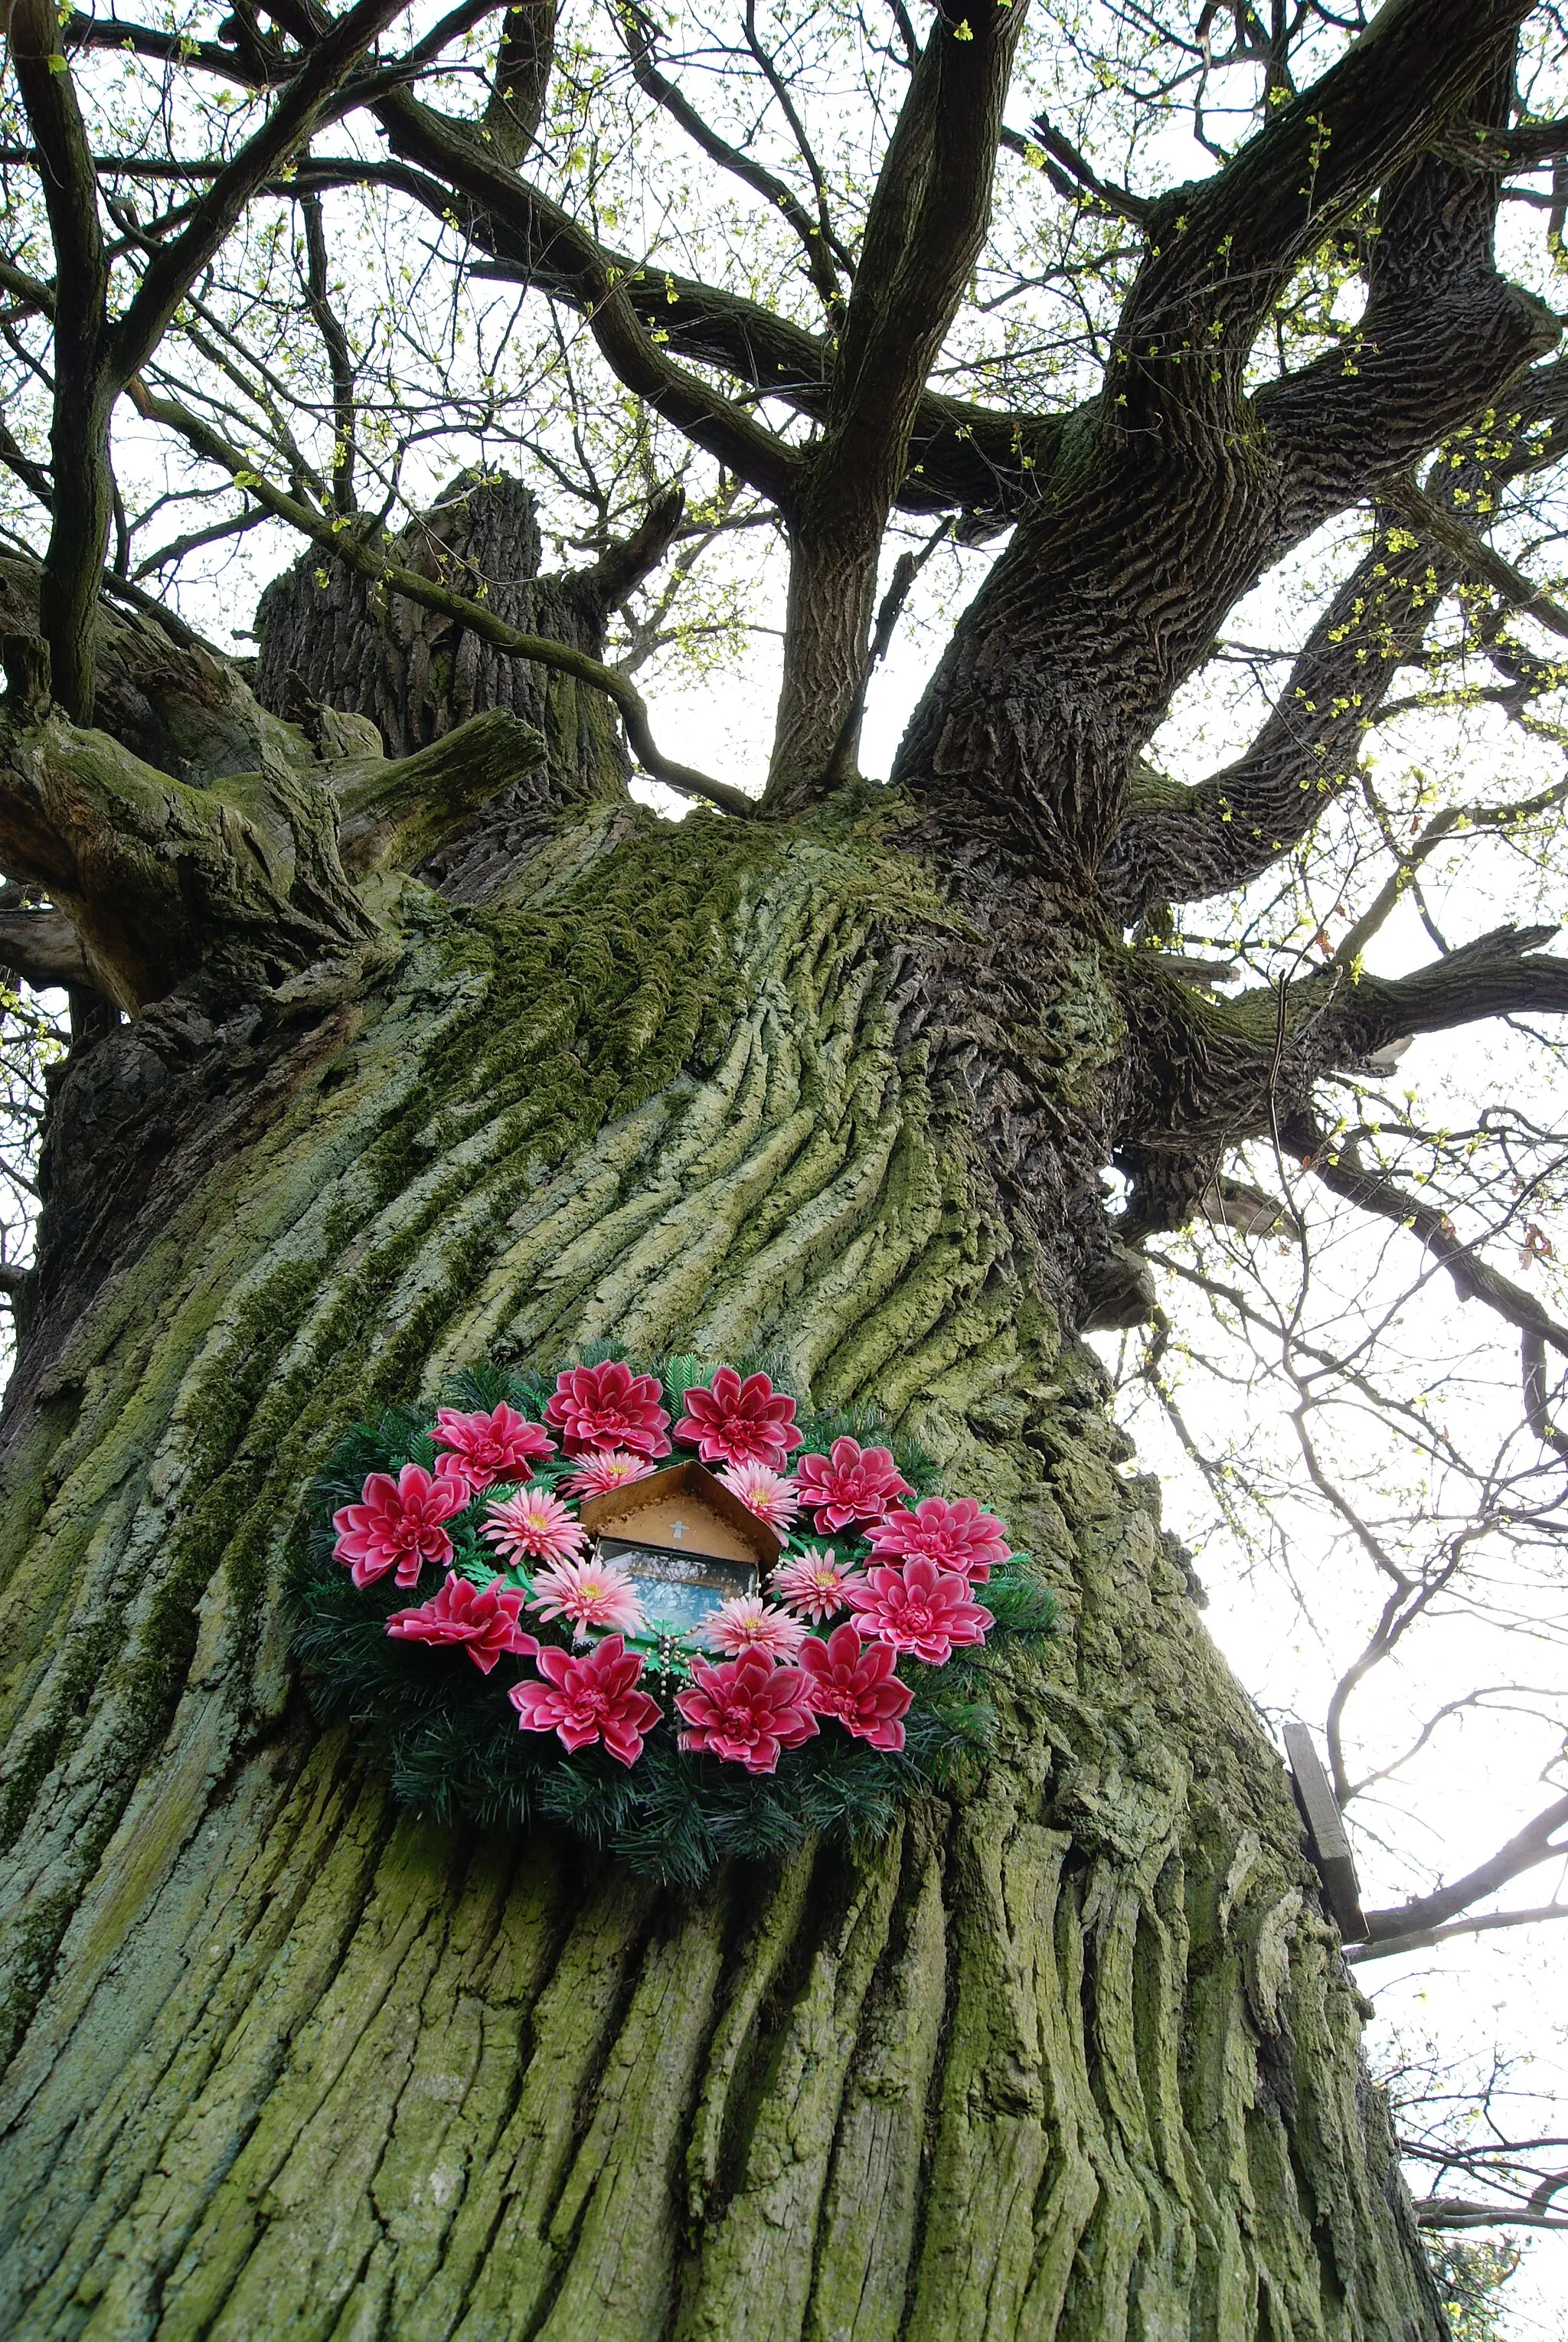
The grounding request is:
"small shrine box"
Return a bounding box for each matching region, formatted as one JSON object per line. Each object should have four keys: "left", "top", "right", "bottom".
{"left": 578, "top": 1460, "right": 782, "bottom": 1632}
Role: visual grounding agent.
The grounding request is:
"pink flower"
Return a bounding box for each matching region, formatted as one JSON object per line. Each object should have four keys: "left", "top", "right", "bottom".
{"left": 792, "top": 1438, "right": 913, "bottom": 1532}
{"left": 867, "top": 1495, "right": 1011, "bottom": 1584}
{"left": 675, "top": 1654, "right": 818, "bottom": 1773}
{"left": 431, "top": 1401, "right": 554, "bottom": 1491}
{"left": 798, "top": 1624, "right": 913, "bottom": 1751}
{"left": 700, "top": 1596, "right": 806, "bottom": 1660}
{"left": 480, "top": 1485, "right": 588, "bottom": 1568}
{"left": 544, "top": 1362, "right": 671, "bottom": 1458}
{"left": 509, "top": 1636, "right": 662, "bottom": 1765}
{"left": 386, "top": 1573, "right": 539, "bottom": 1674}
{"left": 717, "top": 1460, "right": 800, "bottom": 1530}
{"left": 770, "top": 1547, "right": 866, "bottom": 1624}
{"left": 434, "top": 1451, "right": 478, "bottom": 1500}
{"left": 564, "top": 1448, "right": 657, "bottom": 1498}
{"left": 332, "top": 1462, "right": 469, "bottom": 1589}
{"left": 526, "top": 1555, "right": 645, "bottom": 1640}
{"left": 844, "top": 1556, "right": 993, "bottom": 1666}
{"left": 674, "top": 1368, "right": 804, "bottom": 1469}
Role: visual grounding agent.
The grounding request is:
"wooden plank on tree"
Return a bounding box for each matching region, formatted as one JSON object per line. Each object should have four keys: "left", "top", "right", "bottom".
{"left": 1283, "top": 1721, "right": 1368, "bottom": 1941}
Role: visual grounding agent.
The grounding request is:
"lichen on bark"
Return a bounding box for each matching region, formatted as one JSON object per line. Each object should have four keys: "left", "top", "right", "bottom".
{"left": 0, "top": 746, "right": 1442, "bottom": 2337}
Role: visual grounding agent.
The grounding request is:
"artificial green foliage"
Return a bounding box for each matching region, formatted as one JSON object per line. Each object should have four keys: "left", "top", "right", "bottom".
{"left": 290, "top": 1354, "right": 1058, "bottom": 1884}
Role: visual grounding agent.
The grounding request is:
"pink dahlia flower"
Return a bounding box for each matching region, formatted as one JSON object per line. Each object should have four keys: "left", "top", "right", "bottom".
{"left": 564, "top": 1448, "right": 656, "bottom": 1498}
{"left": 509, "top": 1636, "right": 662, "bottom": 1766}
{"left": 675, "top": 1654, "right": 818, "bottom": 1774}
{"left": 526, "top": 1555, "right": 646, "bottom": 1640}
{"left": 792, "top": 1438, "right": 913, "bottom": 1532}
{"left": 544, "top": 1362, "right": 671, "bottom": 1458}
{"left": 717, "top": 1460, "right": 800, "bottom": 1530}
{"left": 844, "top": 1556, "right": 993, "bottom": 1666}
{"left": 386, "top": 1574, "right": 538, "bottom": 1674}
{"left": 770, "top": 1547, "right": 866, "bottom": 1624}
{"left": 332, "top": 1462, "right": 469, "bottom": 1589}
{"left": 700, "top": 1596, "right": 806, "bottom": 1661}
{"left": 431, "top": 1401, "right": 554, "bottom": 1491}
{"left": 480, "top": 1485, "right": 587, "bottom": 1569}
{"left": 867, "top": 1495, "right": 1011, "bottom": 1584}
{"left": 798, "top": 1623, "right": 913, "bottom": 1751}
{"left": 674, "top": 1368, "right": 804, "bottom": 1469}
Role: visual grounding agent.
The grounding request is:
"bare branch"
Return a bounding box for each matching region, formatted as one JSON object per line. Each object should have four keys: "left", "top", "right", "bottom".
{"left": 132, "top": 386, "right": 755, "bottom": 816}
{"left": 1359, "top": 1793, "right": 1568, "bottom": 1944}
{"left": 1350, "top": 1903, "right": 1568, "bottom": 1963}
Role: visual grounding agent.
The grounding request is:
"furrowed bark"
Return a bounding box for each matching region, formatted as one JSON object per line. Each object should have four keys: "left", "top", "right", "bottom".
{"left": 0, "top": 753, "right": 1446, "bottom": 2338}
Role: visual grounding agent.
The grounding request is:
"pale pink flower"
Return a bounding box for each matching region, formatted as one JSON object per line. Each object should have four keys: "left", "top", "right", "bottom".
{"left": 792, "top": 1438, "right": 913, "bottom": 1531}
{"left": 700, "top": 1595, "right": 806, "bottom": 1661}
{"left": 332, "top": 1462, "right": 469, "bottom": 1589}
{"left": 844, "top": 1556, "right": 992, "bottom": 1666}
{"left": 770, "top": 1547, "right": 865, "bottom": 1624}
{"left": 480, "top": 1485, "right": 587, "bottom": 1568}
{"left": 867, "top": 1495, "right": 1011, "bottom": 1584}
{"left": 564, "top": 1448, "right": 657, "bottom": 1498}
{"left": 527, "top": 1555, "right": 646, "bottom": 1640}
{"left": 510, "top": 1637, "right": 662, "bottom": 1765}
{"left": 717, "top": 1460, "right": 800, "bottom": 1530}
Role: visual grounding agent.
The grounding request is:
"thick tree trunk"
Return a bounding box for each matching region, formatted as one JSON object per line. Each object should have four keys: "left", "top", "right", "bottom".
{"left": 0, "top": 734, "right": 1442, "bottom": 2337}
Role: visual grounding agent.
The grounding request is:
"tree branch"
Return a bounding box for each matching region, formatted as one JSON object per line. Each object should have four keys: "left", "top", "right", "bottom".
{"left": 8, "top": 0, "right": 112, "bottom": 724}
{"left": 483, "top": 2, "right": 554, "bottom": 166}
{"left": 766, "top": 0, "right": 1025, "bottom": 802}
{"left": 1349, "top": 1903, "right": 1568, "bottom": 1962}
{"left": 0, "top": 906, "right": 95, "bottom": 990}
{"left": 132, "top": 386, "right": 755, "bottom": 815}
{"left": 1415, "top": 2197, "right": 1568, "bottom": 2232}
{"left": 1111, "top": 0, "right": 1536, "bottom": 429}
{"left": 615, "top": 4, "right": 847, "bottom": 318}
{"left": 299, "top": 189, "right": 357, "bottom": 514}
{"left": 372, "top": 88, "right": 801, "bottom": 508}
{"left": 108, "top": 0, "right": 413, "bottom": 389}
{"left": 1358, "top": 1793, "right": 1568, "bottom": 1944}
{"left": 0, "top": 651, "right": 378, "bottom": 1009}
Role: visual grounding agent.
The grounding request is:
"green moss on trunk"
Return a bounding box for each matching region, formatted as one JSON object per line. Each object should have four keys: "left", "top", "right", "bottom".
{"left": 0, "top": 802, "right": 1442, "bottom": 2338}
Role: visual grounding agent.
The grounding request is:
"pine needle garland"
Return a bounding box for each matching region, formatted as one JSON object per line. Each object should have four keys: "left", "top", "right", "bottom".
{"left": 289, "top": 1351, "right": 1058, "bottom": 1884}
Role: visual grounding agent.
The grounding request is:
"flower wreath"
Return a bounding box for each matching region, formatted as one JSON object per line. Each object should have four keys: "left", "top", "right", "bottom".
{"left": 292, "top": 1354, "right": 1057, "bottom": 1882}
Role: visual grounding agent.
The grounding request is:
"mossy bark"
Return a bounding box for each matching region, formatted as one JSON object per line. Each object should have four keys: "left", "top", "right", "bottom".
{"left": 0, "top": 793, "right": 1442, "bottom": 2339}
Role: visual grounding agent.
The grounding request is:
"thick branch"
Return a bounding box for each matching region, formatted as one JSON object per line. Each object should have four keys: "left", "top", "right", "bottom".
{"left": 0, "top": 687, "right": 377, "bottom": 1010}
{"left": 767, "top": 0, "right": 1025, "bottom": 802}
{"left": 327, "top": 706, "right": 547, "bottom": 874}
{"left": 483, "top": 2, "right": 554, "bottom": 165}
{"left": 1106, "top": 355, "right": 1568, "bottom": 920}
{"left": 1358, "top": 1792, "right": 1568, "bottom": 1944}
{"left": 1111, "top": 0, "right": 1534, "bottom": 425}
{"left": 1415, "top": 2199, "right": 1568, "bottom": 2233}
{"left": 8, "top": 0, "right": 113, "bottom": 724}
{"left": 1101, "top": 517, "right": 1443, "bottom": 921}
{"left": 373, "top": 88, "right": 799, "bottom": 508}
{"left": 299, "top": 190, "right": 357, "bottom": 513}
{"left": 0, "top": 907, "right": 96, "bottom": 991}
{"left": 1348, "top": 1902, "right": 1568, "bottom": 1962}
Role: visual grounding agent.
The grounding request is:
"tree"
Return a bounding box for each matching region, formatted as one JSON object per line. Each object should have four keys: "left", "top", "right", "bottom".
{"left": 2, "top": 0, "right": 1568, "bottom": 2331}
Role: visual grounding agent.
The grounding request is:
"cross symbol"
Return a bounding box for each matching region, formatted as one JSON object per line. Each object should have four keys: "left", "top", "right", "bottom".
{"left": 670, "top": 1518, "right": 687, "bottom": 1541}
